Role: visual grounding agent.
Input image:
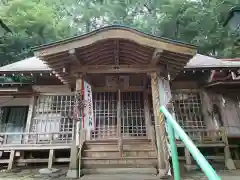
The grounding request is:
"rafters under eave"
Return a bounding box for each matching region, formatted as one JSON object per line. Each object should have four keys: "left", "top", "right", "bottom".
{"left": 33, "top": 26, "right": 197, "bottom": 84}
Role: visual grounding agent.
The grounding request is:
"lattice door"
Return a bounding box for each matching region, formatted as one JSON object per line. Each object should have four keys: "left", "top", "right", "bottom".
{"left": 121, "top": 92, "right": 146, "bottom": 137}
{"left": 91, "top": 92, "right": 117, "bottom": 139}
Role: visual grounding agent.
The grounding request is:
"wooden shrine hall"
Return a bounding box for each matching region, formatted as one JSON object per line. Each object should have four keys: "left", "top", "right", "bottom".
{"left": 1, "top": 26, "right": 239, "bottom": 177}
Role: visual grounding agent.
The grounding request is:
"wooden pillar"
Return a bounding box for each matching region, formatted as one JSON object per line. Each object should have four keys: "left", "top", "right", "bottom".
{"left": 117, "top": 89, "right": 123, "bottom": 157}
{"left": 221, "top": 128, "right": 236, "bottom": 170}
{"left": 24, "top": 96, "right": 36, "bottom": 142}
{"left": 150, "top": 72, "right": 168, "bottom": 177}
{"left": 8, "top": 150, "right": 15, "bottom": 170}
{"left": 48, "top": 149, "right": 55, "bottom": 169}
{"left": 184, "top": 148, "right": 194, "bottom": 171}
{"left": 67, "top": 77, "right": 83, "bottom": 178}
{"left": 143, "top": 91, "right": 151, "bottom": 139}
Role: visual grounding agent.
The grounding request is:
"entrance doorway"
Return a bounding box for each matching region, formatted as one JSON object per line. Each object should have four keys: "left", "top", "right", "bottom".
{"left": 91, "top": 91, "right": 146, "bottom": 140}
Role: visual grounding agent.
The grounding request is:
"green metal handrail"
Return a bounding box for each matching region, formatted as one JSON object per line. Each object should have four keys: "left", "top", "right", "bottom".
{"left": 160, "top": 106, "right": 221, "bottom": 180}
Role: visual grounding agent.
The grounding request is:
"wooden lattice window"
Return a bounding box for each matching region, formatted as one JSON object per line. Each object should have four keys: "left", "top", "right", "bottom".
{"left": 171, "top": 90, "right": 205, "bottom": 129}
{"left": 31, "top": 94, "right": 75, "bottom": 142}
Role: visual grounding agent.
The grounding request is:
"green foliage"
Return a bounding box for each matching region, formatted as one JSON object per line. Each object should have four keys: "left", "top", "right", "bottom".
{"left": 0, "top": 0, "right": 77, "bottom": 65}
{"left": 0, "top": 0, "right": 239, "bottom": 67}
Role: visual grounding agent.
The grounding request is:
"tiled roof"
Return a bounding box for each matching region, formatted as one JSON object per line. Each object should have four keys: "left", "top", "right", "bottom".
{"left": 0, "top": 56, "right": 51, "bottom": 72}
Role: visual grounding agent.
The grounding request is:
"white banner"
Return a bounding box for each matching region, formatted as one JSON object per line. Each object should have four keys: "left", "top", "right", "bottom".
{"left": 83, "top": 81, "right": 95, "bottom": 130}
{"left": 158, "top": 77, "right": 172, "bottom": 106}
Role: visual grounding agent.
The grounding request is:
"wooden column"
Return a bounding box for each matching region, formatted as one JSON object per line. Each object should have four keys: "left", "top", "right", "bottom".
{"left": 150, "top": 72, "right": 168, "bottom": 177}
{"left": 24, "top": 96, "right": 36, "bottom": 144}
{"left": 67, "top": 77, "right": 83, "bottom": 178}
{"left": 143, "top": 91, "right": 151, "bottom": 139}
{"left": 117, "top": 89, "right": 123, "bottom": 157}
{"left": 48, "top": 149, "right": 55, "bottom": 169}
{"left": 184, "top": 148, "right": 193, "bottom": 171}
{"left": 25, "top": 96, "right": 36, "bottom": 132}
{"left": 8, "top": 150, "right": 15, "bottom": 170}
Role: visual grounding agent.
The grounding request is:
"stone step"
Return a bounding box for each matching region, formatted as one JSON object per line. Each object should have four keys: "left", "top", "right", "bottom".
{"left": 82, "top": 157, "right": 157, "bottom": 168}
{"left": 82, "top": 168, "right": 157, "bottom": 175}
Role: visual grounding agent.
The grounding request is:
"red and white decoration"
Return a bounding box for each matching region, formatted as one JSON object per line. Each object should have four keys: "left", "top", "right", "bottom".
{"left": 83, "top": 81, "right": 95, "bottom": 130}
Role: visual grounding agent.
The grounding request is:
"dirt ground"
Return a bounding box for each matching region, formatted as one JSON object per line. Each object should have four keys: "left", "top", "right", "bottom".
{"left": 1, "top": 166, "right": 240, "bottom": 180}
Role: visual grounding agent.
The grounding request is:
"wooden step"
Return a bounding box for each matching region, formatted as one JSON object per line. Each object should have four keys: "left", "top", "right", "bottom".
{"left": 82, "top": 157, "right": 157, "bottom": 168}
{"left": 84, "top": 139, "right": 154, "bottom": 150}
{"left": 83, "top": 149, "right": 157, "bottom": 158}
{"left": 85, "top": 138, "right": 151, "bottom": 145}
{"left": 82, "top": 168, "right": 157, "bottom": 175}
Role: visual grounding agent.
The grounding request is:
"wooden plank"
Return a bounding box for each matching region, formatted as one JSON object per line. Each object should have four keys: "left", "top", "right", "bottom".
{"left": 0, "top": 159, "right": 9, "bottom": 163}
{"left": 8, "top": 150, "right": 15, "bottom": 170}
{"left": 17, "top": 158, "right": 70, "bottom": 163}
{"left": 73, "top": 65, "right": 162, "bottom": 74}
{"left": 178, "top": 156, "right": 224, "bottom": 160}
{"left": 176, "top": 143, "right": 225, "bottom": 148}
{"left": 48, "top": 149, "right": 55, "bottom": 169}
{"left": 35, "top": 28, "right": 196, "bottom": 57}
{"left": 0, "top": 144, "right": 71, "bottom": 151}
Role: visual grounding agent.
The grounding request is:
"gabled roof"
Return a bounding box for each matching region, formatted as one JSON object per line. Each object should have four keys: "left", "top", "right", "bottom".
{"left": 33, "top": 25, "right": 196, "bottom": 54}
{"left": 32, "top": 25, "right": 198, "bottom": 83}
{"left": 0, "top": 56, "right": 51, "bottom": 73}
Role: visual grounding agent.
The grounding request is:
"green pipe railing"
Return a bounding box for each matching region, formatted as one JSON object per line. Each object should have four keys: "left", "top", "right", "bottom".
{"left": 160, "top": 106, "right": 221, "bottom": 180}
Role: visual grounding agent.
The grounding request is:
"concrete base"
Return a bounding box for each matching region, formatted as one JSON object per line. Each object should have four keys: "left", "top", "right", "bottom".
{"left": 184, "top": 164, "right": 198, "bottom": 172}
{"left": 158, "top": 169, "right": 170, "bottom": 179}
{"left": 39, "top": 168, "right": 60, "bottom": 174}
{"left": 67, "top": 169, "right": 78, "bottom": 178}
{"left": 226, "top": 159, "right": 236, "bottom": 170}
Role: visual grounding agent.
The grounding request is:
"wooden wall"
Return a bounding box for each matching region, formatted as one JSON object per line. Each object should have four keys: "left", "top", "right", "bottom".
{"left": 172, "top": 80, "right": 240, "bottom": 137}
{"left": 0, "top": 96, "right": 31, "bottom": 106}
{"left": 32, "top": 85, "right": 72, "bottom": 93}
{"left": 203, "top": 91, "right": 240, "bottom": 137}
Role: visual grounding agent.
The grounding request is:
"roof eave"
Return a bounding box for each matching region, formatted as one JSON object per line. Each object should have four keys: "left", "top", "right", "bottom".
{"left": 32, "top": 25, "right": 197, "bottom": 52}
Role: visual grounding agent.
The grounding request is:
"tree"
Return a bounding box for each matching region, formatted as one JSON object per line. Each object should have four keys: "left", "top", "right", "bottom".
{"left": 0, "top": 0, "right": 239, "bottom": 67}
{"left": 0, "top": 0, "right": 77, "bottom": 65}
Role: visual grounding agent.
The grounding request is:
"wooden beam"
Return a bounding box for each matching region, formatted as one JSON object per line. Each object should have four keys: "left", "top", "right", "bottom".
{"left": 92, "top": 86, "right": 148, "bottom": 92}
{"left": 73, "top": 65, "right": 162, "bottom": 74}
{"left": 151, "top": 48, "right": 163, "bottom": 65}
{"left": 69, "top": 49, "right": 82, "bottom": 65}
{"left": 114, "top": 40, "right": 119, "bottom": 65}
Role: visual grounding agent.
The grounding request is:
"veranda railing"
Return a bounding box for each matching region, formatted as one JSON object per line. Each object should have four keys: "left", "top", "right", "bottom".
{"left": 160, "top": 106, "right": 221, "bottom": 180}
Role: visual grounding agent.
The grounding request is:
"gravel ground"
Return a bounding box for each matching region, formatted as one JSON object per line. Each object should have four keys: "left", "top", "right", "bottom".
{"left": 1, "top": 166, "right": 240, "bottom": 180}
